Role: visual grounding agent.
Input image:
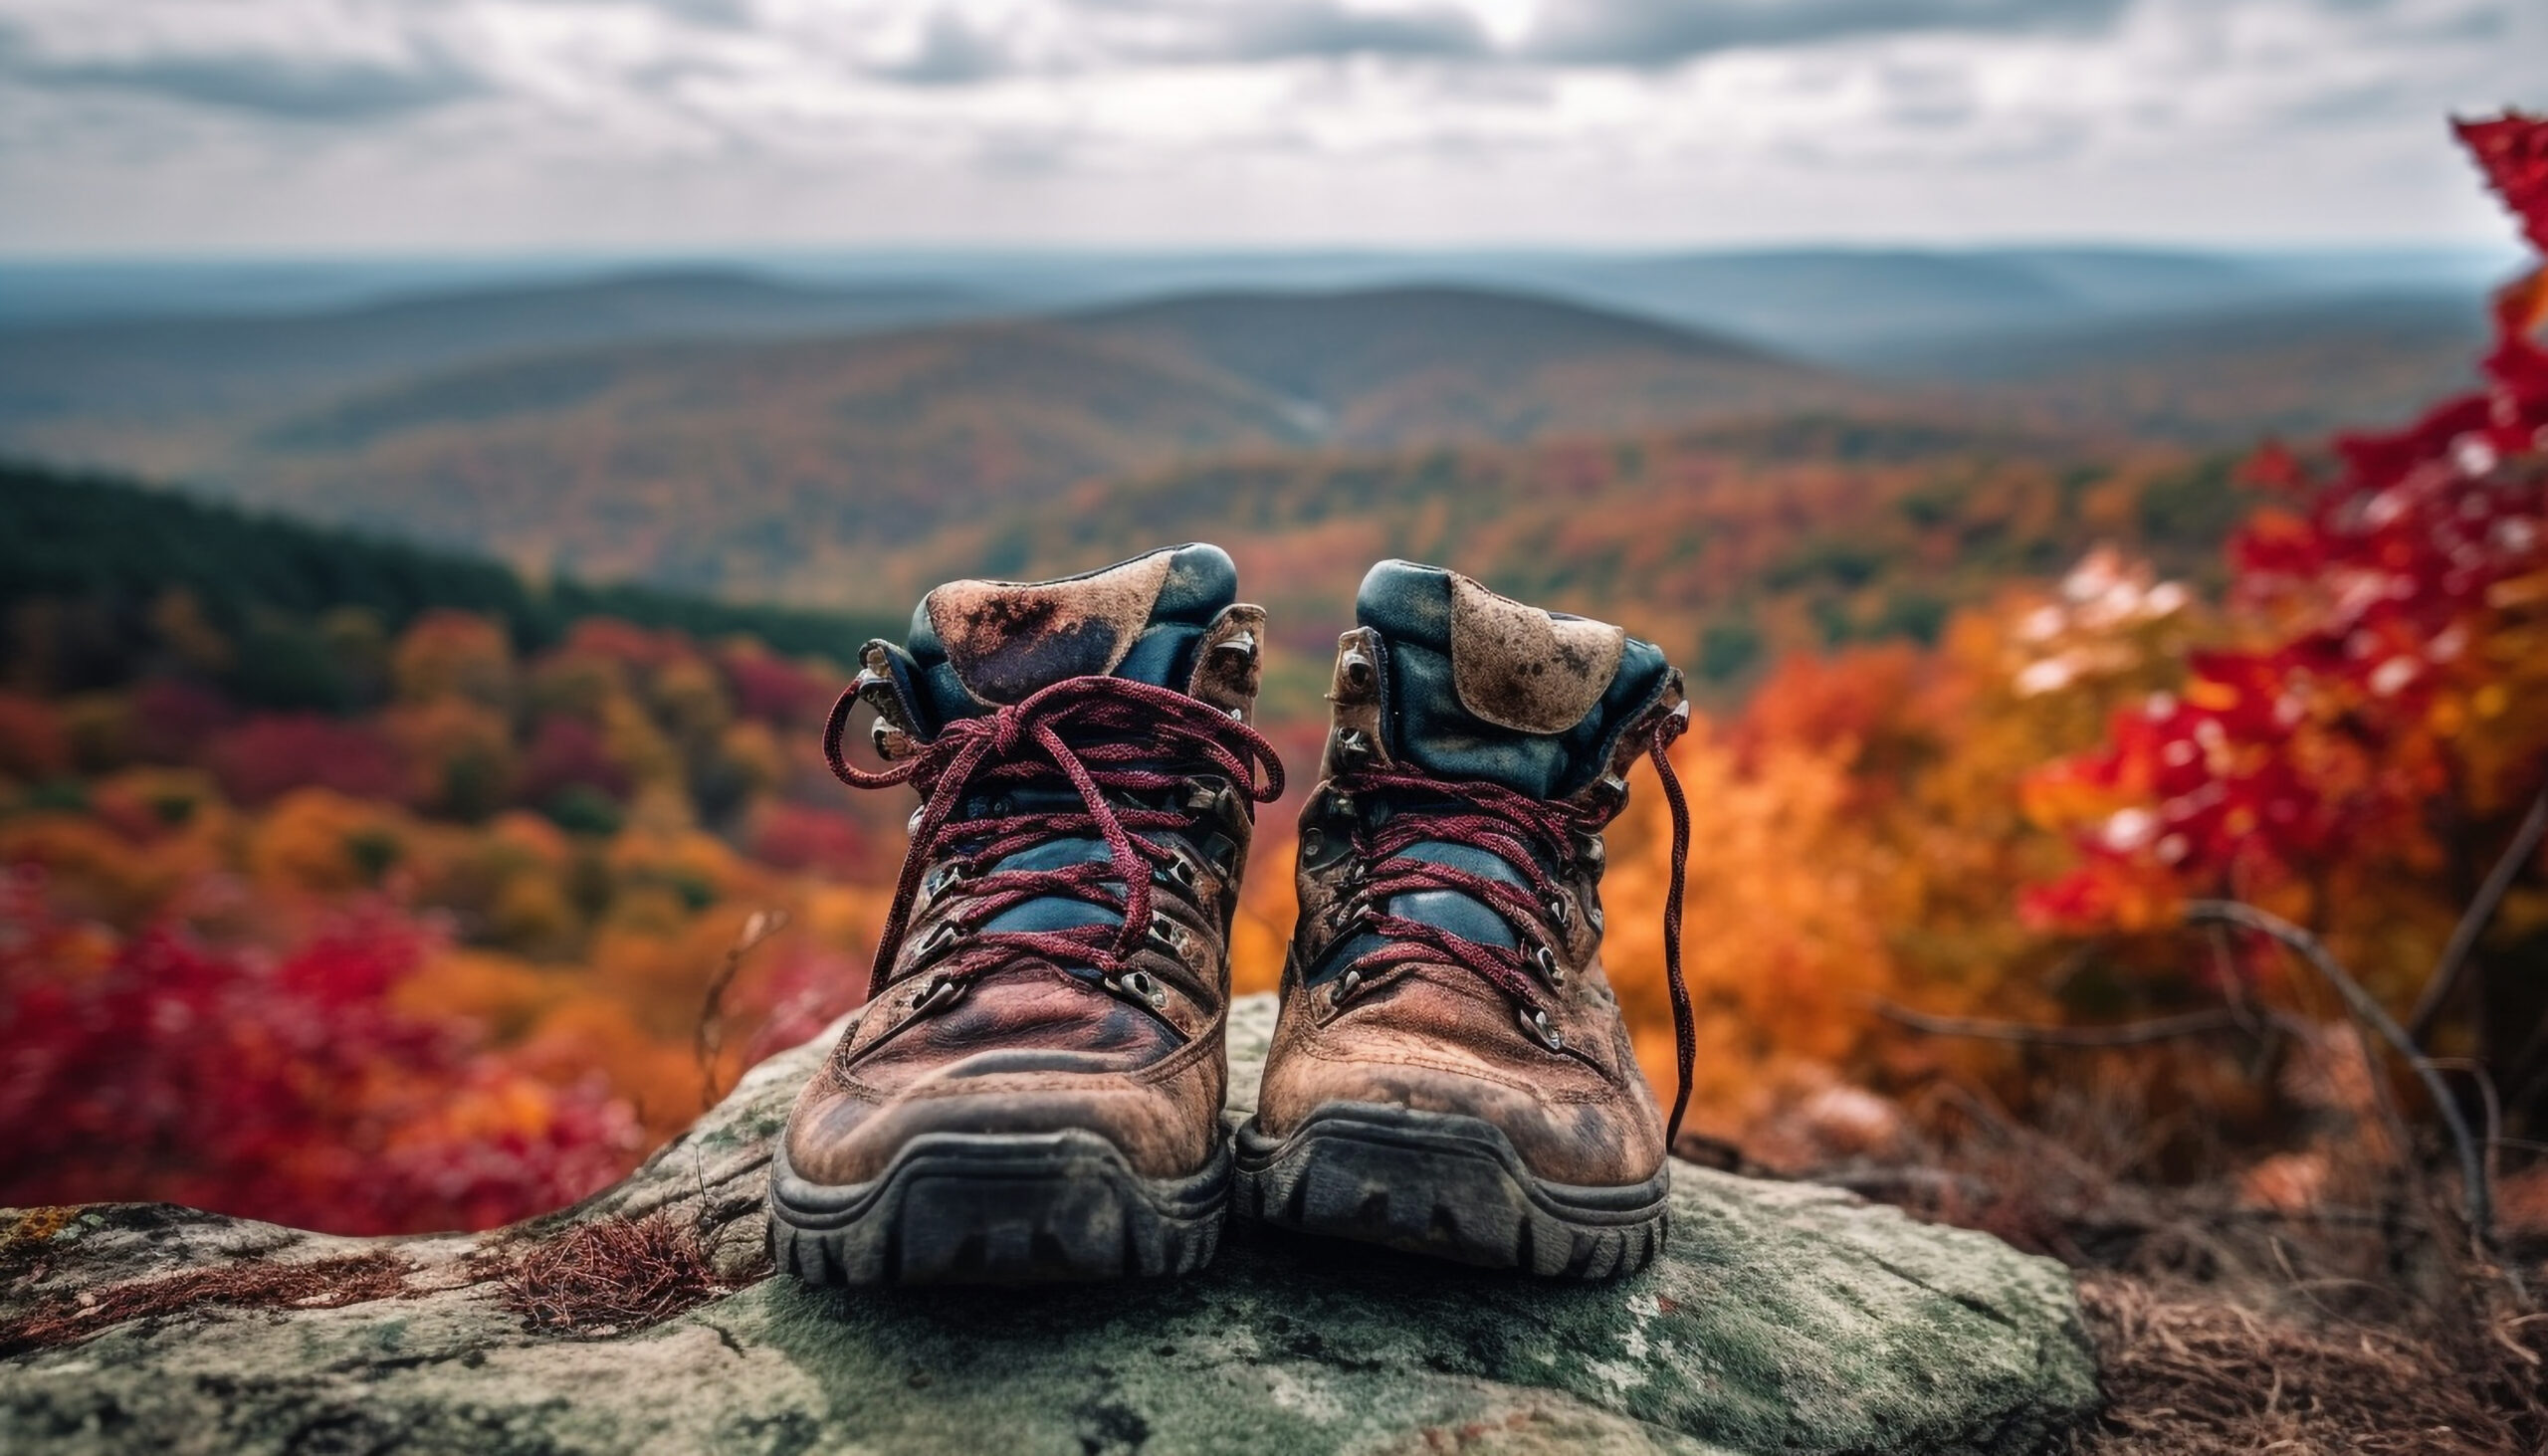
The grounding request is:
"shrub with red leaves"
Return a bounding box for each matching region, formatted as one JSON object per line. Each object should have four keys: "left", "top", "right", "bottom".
{"left": 719, "top": 647, "right": 832, "bottom": 726}
{"left": 748, "top": 801, "right": 868, "bottom": 876}
{"left": 2026, "top": 112, "right": 2548, "bottom": 925}
{"left": 516, "top": 714, "right": 632, "bottom": 808}
{"left": 207, "top": 714, "right": 414, "bottom": 808}
{"left": 0, "top": 872, "right": 639, "bottom": 1234}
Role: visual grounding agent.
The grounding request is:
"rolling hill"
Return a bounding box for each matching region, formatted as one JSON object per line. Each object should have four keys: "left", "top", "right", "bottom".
{"left": 873, "top": 414, "right": 2256, "bottom": 706}
{"left": 1072, "top": 286, "right": 1846, "bottom": 443}
{"left": 4, "top": 284, "right": 1850, "bottom": 606}
{"left": 0, "top": 270, "right": 989, "bottom": 478}
{"left": 0, "top": 263, "right": 2489, "bottom": 636}
{"left": 1866, "top": 292, "right": 2488, "bottom": 441}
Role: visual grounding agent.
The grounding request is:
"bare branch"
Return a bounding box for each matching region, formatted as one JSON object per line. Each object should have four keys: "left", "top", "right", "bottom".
{"left": 1872, "top": 999, "right": 2253, "bottom": 1048}
{"left": 2409, "top": 785, "right": 2548, "bottom": 1044}
{"left": 2185, "top": 899, "right": 2495, "bottom": 1253}
{"left": 695, "top": 909, "right": 788, "bottom": 1110}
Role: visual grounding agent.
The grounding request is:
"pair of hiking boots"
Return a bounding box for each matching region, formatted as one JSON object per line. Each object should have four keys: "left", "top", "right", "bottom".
{"left": 767, "top": 544, "right": 1694, "bottom": 1285}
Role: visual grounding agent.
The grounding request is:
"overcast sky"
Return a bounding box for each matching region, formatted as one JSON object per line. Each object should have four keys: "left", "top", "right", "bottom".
{"left": 0, "top": 0, "right": 2539, "bottom": 256}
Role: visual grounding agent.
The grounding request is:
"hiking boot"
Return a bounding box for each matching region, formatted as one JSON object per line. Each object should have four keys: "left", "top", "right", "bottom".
{"left": 1237, "top": 560, "right": 1694, "bottom": 1277}
{"left": 769, "top": 543, "right": 1283, "bottom": 1285}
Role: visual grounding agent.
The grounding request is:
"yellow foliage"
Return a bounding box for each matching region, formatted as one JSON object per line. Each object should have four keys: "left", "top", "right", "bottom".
{"left": 391, "top": 609, "right": 516, "bottom": 705}
{"left": 245, "top": 788, "right": 413, "bottom": 896}
{"left": 394, "top": 948, "right": 570, "bottom": 1040}
{"left": 1601, "top": 727, "right": 1908, "bottom": 1139}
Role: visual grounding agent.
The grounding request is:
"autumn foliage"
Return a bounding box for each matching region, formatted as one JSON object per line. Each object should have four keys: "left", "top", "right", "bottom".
{"left": 1, "top": 599, "right": 887, "bottom": 1232}
{"left": 1589, "top": 112, "right": 2548, "bottom": 1151}
{"left": 3, "top": 114, "right": 2544, "bottom": 1234}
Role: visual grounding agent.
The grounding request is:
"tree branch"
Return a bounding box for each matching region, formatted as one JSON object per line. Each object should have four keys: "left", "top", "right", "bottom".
{"left": 2408, "top": 785, "right": 2548, "bottom": 1045}
{"left": 1871, "top": 1000, "right": 2253, "bottom": 1048}
{"left": 2184, "top": 899, "right": 2495, "bottom": 1252}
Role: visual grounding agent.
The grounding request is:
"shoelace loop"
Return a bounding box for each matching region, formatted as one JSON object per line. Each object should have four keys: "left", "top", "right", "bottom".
{"left": 1323, "top": 708, "right": 1695, "bottom": 1145}
{"left": 822, "top": 676, "right": 1285, "bottom": 1003}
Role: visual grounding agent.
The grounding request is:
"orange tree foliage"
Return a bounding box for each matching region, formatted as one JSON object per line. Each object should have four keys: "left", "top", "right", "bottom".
{"left": 0, "top": 877, "right": 637, "bottom": 1235}
{"left": 0, "top": 603, "right": 892, "bottom": 1230}
{"left": 10, "top": 113, "right": 2542, "bottom": 1224}
{"left": 2024, "top": 115, "right": 2548, "bottom": 1032}
{"left": 1592, "top": 116, "right": 2548, "bottom": 1144}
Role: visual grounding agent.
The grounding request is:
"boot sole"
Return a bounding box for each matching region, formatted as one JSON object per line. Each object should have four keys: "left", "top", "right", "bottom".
{"left": 767, "top": 1129, "right": 1229, "bottom": 1286}
{"left": 1233, "top": 1104, "right": 1669, "bottom": 1278}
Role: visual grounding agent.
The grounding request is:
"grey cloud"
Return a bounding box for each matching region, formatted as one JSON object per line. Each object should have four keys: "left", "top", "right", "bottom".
{"left": 877, "top": 0, "right": 2139, "bottom": 84}
{"left": 0, "top": 22, "right": 482, "bottom": 120}
{"left": 1524, "top": 0, "right": 2137, "bottom": 67}
{"left": 865, "top": 1, "right": 1489, "bottom": 88}
{"left": 1211, "top": 3, "right": 1492, "bottom": 63}
{"left": 874, "top": 12, "right": 1015, "bottom": 85}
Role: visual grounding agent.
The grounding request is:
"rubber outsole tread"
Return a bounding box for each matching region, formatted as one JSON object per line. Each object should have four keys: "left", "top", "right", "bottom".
{"left": 768, "top": 1130, "right": 1229, "bottom": 1287}
{"left": 1234, "top": 1105, "right": 1669, "bottom": 1279}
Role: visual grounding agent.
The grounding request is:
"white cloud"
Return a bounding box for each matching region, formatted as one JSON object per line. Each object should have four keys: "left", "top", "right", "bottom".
{"left": 0, "top": 0, "right": 2536, "bottom": 251}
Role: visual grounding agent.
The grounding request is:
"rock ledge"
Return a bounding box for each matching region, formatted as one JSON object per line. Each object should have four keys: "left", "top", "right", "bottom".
{"left": 2, "top": 995, "right": 2097, "bottom": 1455}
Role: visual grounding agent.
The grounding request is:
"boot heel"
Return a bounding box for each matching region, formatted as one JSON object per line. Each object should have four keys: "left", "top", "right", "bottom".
{"left": 769, "top": 1131, "right": 1229, "bottom": 1286}
{"left": 1234, "top": 1105, "right": 1667, "bottom": 1278}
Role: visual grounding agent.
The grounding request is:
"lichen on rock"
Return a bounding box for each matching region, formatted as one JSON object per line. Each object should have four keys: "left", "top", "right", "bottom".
{"left": 1, "top": 995, "right": 2098, "bottom": 1455}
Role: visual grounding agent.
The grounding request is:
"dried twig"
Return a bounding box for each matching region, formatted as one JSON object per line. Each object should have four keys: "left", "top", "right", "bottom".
{"left": 499, "top": 1213, "right": 730, "bottom": 1335}
{"left": 1871, "top": 999, "right": 2254, "bottom": 1047}
{"left": 2408, "top": 786, "right": 2548, "bottom": 1045}
{"left": 2186, "top": 899, "right": 2495, "bottom": 1252}
{"left": 695, "top": 909, "right": 787, "bottom": 1109}
{"left": 0, "top": 1253, "right": 409, "bottom": 1357}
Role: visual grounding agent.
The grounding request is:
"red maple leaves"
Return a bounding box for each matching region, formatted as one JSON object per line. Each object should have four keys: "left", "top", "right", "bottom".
{"left": 0, "top": 874, "right": 638, "bottom": 1234}
{"left": 2027, "top": 112, "right": 2548, "bottom": 927}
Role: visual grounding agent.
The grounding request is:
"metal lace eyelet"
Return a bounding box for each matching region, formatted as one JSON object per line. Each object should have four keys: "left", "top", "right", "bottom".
{"left": 1532, "top": 943, "right": 1567, "bottom": 988}
{"left": 1333, "top": 728, "right": 1374, "bottom": 768}
{"left": 1146, "top": 913, "right": 1189, "bottom": 953}
{"left": 1337, "top": 647, "right": 1376, "bottom": 698}
{"left": 1518, "top": 1005, "right": 1564, "bottom": 1052}
{"left": 1114, "top": 969, "right": 1170, "bottom": 1011}
{"left": 924, "top": 861, "right": 972, "bottom": 898}
{"left": 1154, "top": 855, "right": 1200, "bottom": 894}
{"left": 1573, "top": 832, "right": 1607, "bottom": 873}
{"left": 1326, "top": 968, "right": 1364, "bottom": 1007}
{"left": 913, "top": 922, "right": 961, "bottom": 962}
{"left": 1543, "top": 892, "right": 1574, "bottom": 932}
{"left": 910, "top": 972, "right": 966, "bottom": 1015}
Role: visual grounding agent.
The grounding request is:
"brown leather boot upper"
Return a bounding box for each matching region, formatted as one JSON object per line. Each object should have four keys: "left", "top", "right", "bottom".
{"left": 1255, "top": 560, "right": 1691, "bottom": 1189}
{"left": 782, "top": 544, "right": 1281, "bottom": 1188}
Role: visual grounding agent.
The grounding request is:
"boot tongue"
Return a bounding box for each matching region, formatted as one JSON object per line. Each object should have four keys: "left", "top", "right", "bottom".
{"left": 1355, "top": 559, "right": 1670, "bottom": 800}
{"left": 898, "top": 544, "right": 1238, "bottom": 735}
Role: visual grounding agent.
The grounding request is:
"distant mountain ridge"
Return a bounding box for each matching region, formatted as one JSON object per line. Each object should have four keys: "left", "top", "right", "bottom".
{"left": 1071, "top": 285, "right": 1848, "bottom": 444}
{"left": 2, "top": 282, "right": 1858, "bottom": 603}
{"left": 0, "top": 262, "right": 2494, "bottom": 622}
{"left": 0, "top": 269, "right": 988, "bottom": 437}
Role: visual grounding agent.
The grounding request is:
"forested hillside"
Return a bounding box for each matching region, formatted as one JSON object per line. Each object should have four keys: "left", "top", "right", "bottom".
{"left": 889, "top": 417, "right": 2257, "bottom": 706}
{"left": 1, "top": 125, "right": 2540, "bottom": 1269}
{"left": 0, "top": 274, "right": 2473, "bottom": 611}
{"left": 0, "top": 464, "right": 899, "bottom": 1227}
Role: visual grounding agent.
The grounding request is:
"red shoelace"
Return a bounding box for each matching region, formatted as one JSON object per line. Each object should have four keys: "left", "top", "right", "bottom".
{"left": 823, "top": 676, "right": 1284, "bottom": 1008}
{"left": 1321, "top": 711, "right": 1696, "bottom": 1144}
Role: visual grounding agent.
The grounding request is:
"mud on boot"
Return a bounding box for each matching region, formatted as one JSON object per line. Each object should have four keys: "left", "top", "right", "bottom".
{"left": 1239, "top": 560, "right": 1694, "bottom": 1277}
{"left": 770, "top": 544, "right": 1282, "bottom": 1286}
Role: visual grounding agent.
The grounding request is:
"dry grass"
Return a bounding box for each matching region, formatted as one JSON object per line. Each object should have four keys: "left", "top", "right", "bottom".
{"left": 0, "top": 1249, "right": 410, "bottom": 1358}
{"left": 2079, "top": 1272, "right": 2542, "bottom": 1455}
{"left": 1746, "top": 1044, "right": 2548, "bottom": 1455}
{"left": 495, "top": 1211, "right": 737, "bottom": 1336}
